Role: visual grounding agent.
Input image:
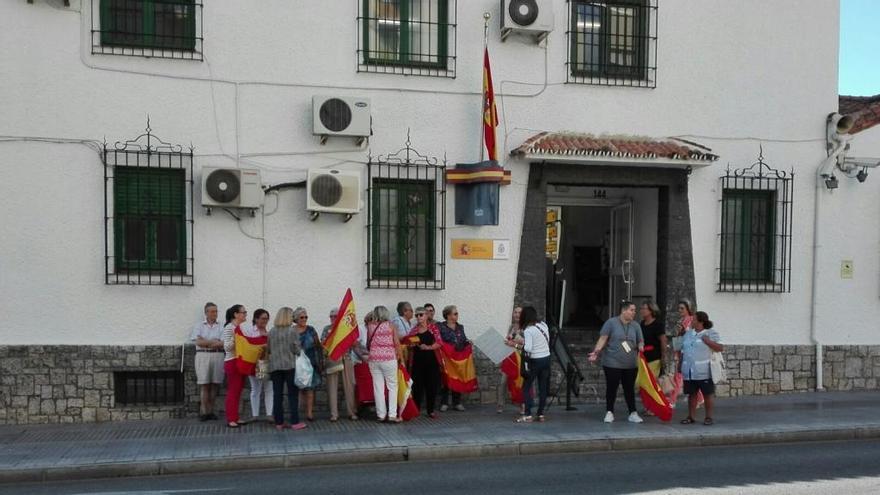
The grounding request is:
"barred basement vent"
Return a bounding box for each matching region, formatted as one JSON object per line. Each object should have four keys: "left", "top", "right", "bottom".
{"left": 114, "top": 371, "right": 184, "bottom": 406}
{"left": 310, "top": 174, "right": 344, "bottom": 207}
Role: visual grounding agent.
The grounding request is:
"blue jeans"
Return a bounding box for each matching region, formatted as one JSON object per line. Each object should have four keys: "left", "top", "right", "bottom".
{"left": 523, "top": 356, "right": 551, "bottom": 416}
{"left": 270, "top": 369, "right": 300, "bottom": 425}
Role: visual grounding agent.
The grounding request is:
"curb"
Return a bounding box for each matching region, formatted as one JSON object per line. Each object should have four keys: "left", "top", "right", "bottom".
{"left": 3, "top": 426, "right": 880, "bottom": 484}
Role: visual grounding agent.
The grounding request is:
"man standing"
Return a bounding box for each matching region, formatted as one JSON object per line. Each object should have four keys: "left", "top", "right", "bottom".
{"left": 391, "top": 301, "right": 414, "bottom": 338}
{"left": 191, "top": 302, "right": 225, "bottom": 421}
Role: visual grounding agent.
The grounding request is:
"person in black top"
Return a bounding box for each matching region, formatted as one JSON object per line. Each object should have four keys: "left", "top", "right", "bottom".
{"left": 407, "top": 307, "right": 442, "bottom": 418}
{"left": 640, "top": 299, "right": 667, "bottom": 378}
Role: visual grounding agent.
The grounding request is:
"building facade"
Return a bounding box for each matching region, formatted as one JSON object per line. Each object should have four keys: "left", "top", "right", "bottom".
{"left": 1, "top": 0, "right": 878, "bottom": 424}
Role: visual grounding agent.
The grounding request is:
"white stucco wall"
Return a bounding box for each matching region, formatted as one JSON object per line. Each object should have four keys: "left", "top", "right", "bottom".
{"left": 2, "top": 0, "right": 862, "bottom": 347}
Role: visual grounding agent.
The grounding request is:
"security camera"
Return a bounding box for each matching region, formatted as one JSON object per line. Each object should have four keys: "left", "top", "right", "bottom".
{"left": 824, "top": 175, "right": 839, "bottom": 190}
{"left": 857, "top": 168, "right": 868, "bottom": 183}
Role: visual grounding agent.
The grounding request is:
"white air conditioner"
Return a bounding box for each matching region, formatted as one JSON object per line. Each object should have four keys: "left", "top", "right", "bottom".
{"left": 312, "top": 96, "right": 371, "bottom": 141}
{"left": 201, "top": 167, "right": 263, "bottom": 209}
{"left": 501, "top": 0, "right": 554, "bottom": 42}
{"left": 306, "top": 169, "right": 362, "bottom": 215}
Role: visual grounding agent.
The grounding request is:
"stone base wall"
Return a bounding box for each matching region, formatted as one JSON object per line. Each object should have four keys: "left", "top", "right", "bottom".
{"left": 2, "top": 344, "right": 879, "bottom": 424}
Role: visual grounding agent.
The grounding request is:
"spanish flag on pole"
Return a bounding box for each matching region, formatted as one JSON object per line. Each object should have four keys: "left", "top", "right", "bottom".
{"left": 440, "top": 342, "right": 479, "bottom": 393}
{"left": 234, "top": 326, "right": 266, "bottom": 376}
{"left": 322, "top": 288, "right": 359, "bottom": 361}
{"left": 482, "top": 46, "right": 499, "bottom": 161}
{"left": 500, "top": 350, "right": 524, "bottom": 404}
{"left": 636, "top": 353, "right": 673, "bottom": 422}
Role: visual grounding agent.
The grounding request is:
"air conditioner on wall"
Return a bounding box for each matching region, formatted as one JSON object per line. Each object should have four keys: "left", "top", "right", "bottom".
{"left": 201, "top": 167, "right": 264, "bottom": 209}
{"left": 312, "top": 96, "right": 371, "bottom": 144}
{"left": 306, "top": 169, "right": 362, "bottom": 217}
{"left": 501, "top": 0, "right": 554, "bottom": 42}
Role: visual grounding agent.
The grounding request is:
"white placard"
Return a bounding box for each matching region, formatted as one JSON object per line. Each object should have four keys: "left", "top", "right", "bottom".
{"left": 472, "top": 326, "right": 514, "bottom": 365}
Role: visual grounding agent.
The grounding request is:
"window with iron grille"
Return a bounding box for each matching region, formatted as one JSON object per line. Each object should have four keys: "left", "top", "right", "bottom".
{"left": 104, "top": 124, "right": 194, "bottom": 286}
{"left": 114, "top": 371, "right": 184, "bottom": 405}
{"left": 717, "top": 153, "right": 793, "bottom": 293}
{"left": 92, "top": 0, "right": 204, "bottom": 60}
{"left": 358, "top": 0, "right": 457, "bottom": 77}
{"left": 367, "top": 139, "right": 446, "bottom": 289}
{"left": 567, "top": 0, "right": 657, "bottom": 87}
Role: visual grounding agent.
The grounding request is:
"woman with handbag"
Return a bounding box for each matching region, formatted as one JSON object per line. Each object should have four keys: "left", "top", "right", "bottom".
{"left": 367, "top": 306, "right": 402, "bottom": 423}
{"left": 512, "top": 306, "right": 551, "bottom": 423}
{"left": 321, "top": 307, "right": 359, "bottom": 422}
{"left": 293, "top": 307, "right": 323, "bottom": 422}
{"left": 499, "top": 306, "right": 525, "bottom": 415}
{"left": 679, "top": 311, "right": 723, "bottom": 425}
{"left": 588, "top": 300, "right": 645, "bottom": 424}
{"left": 245, "top": 309, "right": 273, "bottom": 423}
{"left": 267, "top": 307, "right": 307, "bottom": 431}
{"left": 221, "top": 304, "right": 248, "bottom": 428}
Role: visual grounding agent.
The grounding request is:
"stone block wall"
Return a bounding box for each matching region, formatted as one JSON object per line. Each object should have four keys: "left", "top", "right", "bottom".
{"left": 715, "top": 345, "right": 816, "bottom": 397}
{"left": 823, "top": 345, "right": 880, "bottom": 390}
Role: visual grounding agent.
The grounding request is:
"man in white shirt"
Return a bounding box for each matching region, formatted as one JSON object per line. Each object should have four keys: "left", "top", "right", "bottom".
{"left": 190, "top": 302, "right": 225, "bottom": 421}
{"left": 391, "top": 301, "right": 414, "bottom": 338}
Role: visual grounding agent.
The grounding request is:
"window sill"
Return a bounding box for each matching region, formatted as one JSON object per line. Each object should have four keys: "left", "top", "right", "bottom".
{"left": 106, "top": 273, "right": 193, "bottom": 286}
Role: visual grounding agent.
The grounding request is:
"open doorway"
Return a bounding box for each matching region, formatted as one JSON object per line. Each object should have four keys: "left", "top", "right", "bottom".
{"left": 546, "top": 186, "right": 659, "bottom": 333}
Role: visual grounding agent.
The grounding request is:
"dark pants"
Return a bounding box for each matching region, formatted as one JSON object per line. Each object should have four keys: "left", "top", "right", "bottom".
{"left": 523, "top": 356, "right": 551, "bottom": 417}
{"left": 411, "top": 353, "right": 440, "bottom": 414}
{"left": 603, "top": 366, "right": 637, "bottom": 414}
{"left": 440, "top": 386, "right": 461, "bottom": 406}
{"left": 270, "top": 369, "right": 300, "bottom": 425}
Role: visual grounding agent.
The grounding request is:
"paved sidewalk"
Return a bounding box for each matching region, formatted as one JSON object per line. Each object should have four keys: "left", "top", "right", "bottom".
{"left": 1, "top": 391, "right": 879, "bottom": 483}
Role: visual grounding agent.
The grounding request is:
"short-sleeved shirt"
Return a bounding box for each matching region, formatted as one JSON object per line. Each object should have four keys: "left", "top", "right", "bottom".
{"left": 681, "top": 328, "right": 722, "bottom": 381}
{"left": 190, "top": 320, "right": 223, "bottom": 350}
{"left": 640, "top": 319, "right": 665, "bottom": 362}
{"left": 599, "top": 317, "right": 644, "bottom": 369}
{"left": 368, "top": 322, "right": 397, "bottom": 362}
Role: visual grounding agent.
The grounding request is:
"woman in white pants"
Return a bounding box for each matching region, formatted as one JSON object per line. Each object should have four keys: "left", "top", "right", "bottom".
{"left": 367, "top": 306, "right": 401, "bottom": 422}
{"left": 245, "top": 309, "right": 273, "bottom": 422}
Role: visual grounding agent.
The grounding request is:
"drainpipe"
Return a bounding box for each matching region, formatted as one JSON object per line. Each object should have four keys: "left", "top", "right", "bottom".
{"left": 810, "top": 135, "right": 850, "bottom": 391}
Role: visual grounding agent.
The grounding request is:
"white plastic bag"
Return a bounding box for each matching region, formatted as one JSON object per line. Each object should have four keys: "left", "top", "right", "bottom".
{"left": 710, "top": 352, "right": 727, "bottom": 384}
{"left": 294, "top": 355, "right": 314, "bottom": 389}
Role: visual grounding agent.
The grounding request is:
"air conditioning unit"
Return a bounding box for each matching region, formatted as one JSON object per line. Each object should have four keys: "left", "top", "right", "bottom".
{"left": 201, "top": 167, "right": 263, "bottom": 209}
{"left": 306, "top": 169, "right": 362, "bottom": 216}
{"left": 312, "top": 96, "right": 371, "bottom": 143}
{"left": 501, "top": 0, "right": 554, "bottom": 42}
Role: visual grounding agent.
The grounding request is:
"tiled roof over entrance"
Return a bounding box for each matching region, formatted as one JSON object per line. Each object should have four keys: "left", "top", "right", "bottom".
{"left": 840, "top": 94, "right": 880, "bottom": 134}
{"left": 510, "top": 132, "right": 719, "bottom": 163}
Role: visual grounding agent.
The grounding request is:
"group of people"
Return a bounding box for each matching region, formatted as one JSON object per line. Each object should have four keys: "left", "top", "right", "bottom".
{"left": 190, "top": 296, "right": 723, "bottom": 430}
{"left": 190, "top": 301, "right": 476, "bottom": 429}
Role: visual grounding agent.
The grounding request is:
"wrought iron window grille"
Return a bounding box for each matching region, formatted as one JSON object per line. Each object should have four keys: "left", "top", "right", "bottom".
{"left": 717, "top": 149, "right": 794, "bottom": 293}
{"left": 358, "top": 0, "right": 457, "bottom": 78}
{"left": 366, "top": 133, "right": 446, "bottom": 289}
{"left": 104, "top": 120, "right": 195, "bottom": 286}
{"left": 91, "top": 0, "right": 204, "bottom": 61}
{"left": 114, "top": 371, "right": 185, "bottom": 405}
{"left": 566, "top": 0, "right": 657, "bottom": 87}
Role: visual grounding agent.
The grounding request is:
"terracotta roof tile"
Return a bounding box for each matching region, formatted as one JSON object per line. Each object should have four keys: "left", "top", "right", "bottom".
{"left": 840, "top": 94, "right": 880, "bottom": 134}
{"left": 510, "top": 132, "right": 718, "bottom": 162}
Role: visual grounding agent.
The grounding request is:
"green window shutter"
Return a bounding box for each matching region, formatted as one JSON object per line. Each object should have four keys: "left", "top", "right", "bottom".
{"left": 363, "top": 0, "right": 448, "bottom": 70}
{"left": 371, "top": 179, "right": 435, "bottom": 279}
{"left": 100, "top": 0, "right": 196, "bottom": 51}
{"left": 720, "top": 189, "right": 775, "bottom": 284}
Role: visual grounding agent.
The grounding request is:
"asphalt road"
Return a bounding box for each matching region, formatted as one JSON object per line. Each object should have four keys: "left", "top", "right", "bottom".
{"left": 4, "top": 440, "right": 880, "bottom": 495}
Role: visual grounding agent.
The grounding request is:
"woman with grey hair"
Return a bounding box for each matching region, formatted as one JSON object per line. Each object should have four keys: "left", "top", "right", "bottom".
{"left": 293, "top": 307, "right": 323, "bottom": 422}
{"left": 438, "top": 305, "right": 469, "bottom": 411}
{"left": 321, "top": 307, "right": 358, "bottom": 422}
{"left": 367, "top": 305, "right": 402, "bottom": 422}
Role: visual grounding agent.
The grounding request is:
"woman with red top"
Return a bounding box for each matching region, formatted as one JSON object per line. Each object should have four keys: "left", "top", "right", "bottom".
{"left": 221, "top": 304, "right": 248, "bottom": 428}
{"left": 367, "top": 305, "right": 402, "bottom": 422}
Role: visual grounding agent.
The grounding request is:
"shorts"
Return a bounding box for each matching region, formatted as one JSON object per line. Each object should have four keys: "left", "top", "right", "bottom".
{"left": 195, "top": 352, "right": 225, "bottom": 385}
{"left": 683, "top": 379, "right": 715, "bottom": 396}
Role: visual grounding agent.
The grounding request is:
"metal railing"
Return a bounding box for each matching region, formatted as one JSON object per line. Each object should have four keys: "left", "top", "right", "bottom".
{"left": 91, "top": 0, "right": 204, "bottom": 60}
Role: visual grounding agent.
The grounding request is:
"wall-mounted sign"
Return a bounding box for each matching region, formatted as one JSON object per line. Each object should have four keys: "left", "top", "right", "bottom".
{"left": 451, "top": 239, "right": 510, "bottom": 260}
{"left": 546, "top": 206, "right": 562, "bottom": 263}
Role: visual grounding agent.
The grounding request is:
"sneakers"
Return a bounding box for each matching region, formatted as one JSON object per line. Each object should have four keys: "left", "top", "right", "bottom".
{"left": 439, "top": 404, "right": 449, "bottom": 412}
{"left": 290, "top": 422, "right": 308, "bottom": 430}
{"left": 454, "top": 404, "right": 465, "bottom": 412}
{"left": 603, "top": 411, "right": 615, "bottom": 423}
{"left": 628, "top": 412, "right": 644, "bottom": 423}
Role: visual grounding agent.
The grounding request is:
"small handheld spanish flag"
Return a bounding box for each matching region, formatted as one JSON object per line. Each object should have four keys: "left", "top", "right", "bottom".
{"left": 322, "top": 288, "right": 360, "bottom": 361}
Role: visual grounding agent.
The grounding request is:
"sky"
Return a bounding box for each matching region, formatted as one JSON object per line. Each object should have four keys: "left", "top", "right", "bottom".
{"left": 839, "top": 0, "right": 880, "bottom": 96}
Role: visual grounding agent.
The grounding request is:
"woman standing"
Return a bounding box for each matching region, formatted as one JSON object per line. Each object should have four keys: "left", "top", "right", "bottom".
{"left": 512, "top": 307, "right": 551, "bottom": 423}
{"left": 679, "top": 311, "right": 723, "bottom": 425}
{"left": 222, "top": 304, "right": 248, "bottom": 428}
{"left": 639, "top": 300, "right": 667, "bottom": 379}
{"left": 245, "top": 309, "right": 273, "bottom": 423}
{"left": 367, "top": 306, "right": 402, "bottom": 422}
{"left": 588, "top": 301, "right": 644, "bottom": 424}
{"left": 498, "top": 306, "right": 525, "bottom": 414}
{"left": 266, "top": 307, "right": 307, "bottom": 431}
{"left": 673, "top": 299, "right": 695, "bottom": 355}
{"left": 321, "top": 307, "right": 358, "bottom": 422}
{"left": 293, "top": 307, "right": 323, "bottom": 422}
{"left": 438, "top": 305, "right": 469, "bottom": 412}
{"left": 407, "top": 307, "right": 442, "bottom": 418}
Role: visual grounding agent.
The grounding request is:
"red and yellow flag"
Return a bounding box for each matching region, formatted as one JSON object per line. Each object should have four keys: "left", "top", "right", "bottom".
{"left": 233, "top": 326, "right": 266, "bottom": 376}
{"left": 636, "top": 353, "right": 673, "bottom": 422}
{"left": 322, "top": 288, "right": 359, "bottom": 361}
{"left": 500, "top": 350, "right": 524, "bottom": 404}
{"left": 482, "top": 46, "right": 498, "bottom": 161}
{"left": 396, "top": 364, "right": 420, "bottom": 421}
{"left": 440, "top": 342, "right": 478, "bottom": 393}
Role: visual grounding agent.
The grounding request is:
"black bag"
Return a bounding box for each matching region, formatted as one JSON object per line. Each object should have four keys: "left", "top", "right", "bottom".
{"left": 519, "top": 350, "right": 530, "bottom": 379}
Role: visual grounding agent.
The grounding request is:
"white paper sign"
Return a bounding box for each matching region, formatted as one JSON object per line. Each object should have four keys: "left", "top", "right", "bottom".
{"left": 472, "top": 326, "right": 515, "bottom": 365}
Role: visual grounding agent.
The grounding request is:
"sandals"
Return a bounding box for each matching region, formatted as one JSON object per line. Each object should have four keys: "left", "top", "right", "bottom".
{"left": 536, "top": 415, "right": 546, "bottom": 422}
{"left": 515, "top": 415, "right": 534, "bottom": 423}
{"left": 329, "top": 416, "right": 339, "bottom": 422}
{"left": 703, "top": 417, "right": 714, "bottom": 426}
{"left": 226, "top": 422, "right": 240, "bottom": 428}
{"left": 680, "top": 417, "right": 695, "bottom": 424}
{"left": 349, "top": 414, "right": 359, "bottom": 421}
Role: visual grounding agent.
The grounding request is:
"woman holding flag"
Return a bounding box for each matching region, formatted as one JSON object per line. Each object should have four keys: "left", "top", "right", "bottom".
{"left": 244, "top": 309, "right": 273, "bottom": 423}
{"left": 221, "top": 304, "right": 248, "bottom": 428}
{"left": 406, "top": 307, "right": 442, "bottom": 418}
{"left": 322, "top": 307, "right": 358, "bottom": 422}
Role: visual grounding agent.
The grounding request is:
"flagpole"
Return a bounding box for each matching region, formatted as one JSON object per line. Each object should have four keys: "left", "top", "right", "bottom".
{"left": 480, "top": 12, "right": 490, "bottom": 162}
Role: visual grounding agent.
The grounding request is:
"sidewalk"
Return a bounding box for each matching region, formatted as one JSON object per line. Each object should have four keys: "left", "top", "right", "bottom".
{"left": 1, "top": 391, "right": 879, "bottom": 483}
